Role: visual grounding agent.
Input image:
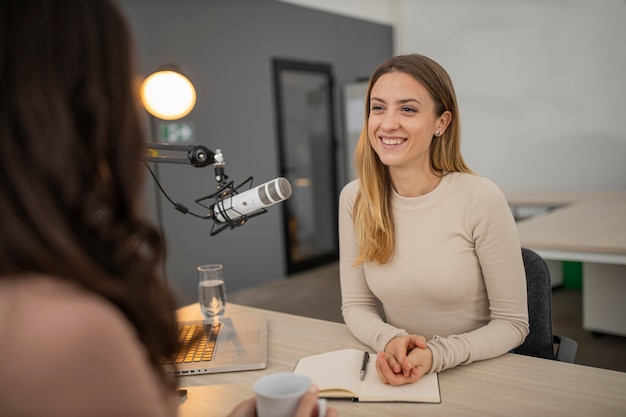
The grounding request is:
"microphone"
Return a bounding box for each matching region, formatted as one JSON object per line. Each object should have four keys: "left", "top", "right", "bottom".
{"left": 211, "top": 177, "right": 292, "bottom": 224}
{"left": 145, "top": 144, "right": 290, "bottom": 235}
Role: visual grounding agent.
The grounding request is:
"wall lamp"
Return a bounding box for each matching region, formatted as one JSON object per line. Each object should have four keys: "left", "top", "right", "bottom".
{"left": 140, "top": 66, "right": 196, "bottom": 120}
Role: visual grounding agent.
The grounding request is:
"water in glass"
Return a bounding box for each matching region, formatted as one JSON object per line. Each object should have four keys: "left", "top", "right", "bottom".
{"left": 197, "top": 264, "right": 226, "bottom": 318}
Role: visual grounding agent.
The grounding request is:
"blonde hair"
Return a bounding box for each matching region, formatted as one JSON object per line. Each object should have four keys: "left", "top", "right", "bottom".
{"left": 353, "top": 54, "right": 472, "bottom": 265}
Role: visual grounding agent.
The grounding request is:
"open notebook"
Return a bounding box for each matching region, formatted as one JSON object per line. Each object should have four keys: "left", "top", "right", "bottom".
{"left": 293, "top": 348, "right": 441, "bottom": 403}
{"left": 162, "top": 315, "right": 267, "bottom": 376}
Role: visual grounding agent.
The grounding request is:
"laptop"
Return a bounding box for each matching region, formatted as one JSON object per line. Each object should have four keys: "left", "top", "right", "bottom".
{"left": 162, "top": 314, "right": 268, "bottom": 376}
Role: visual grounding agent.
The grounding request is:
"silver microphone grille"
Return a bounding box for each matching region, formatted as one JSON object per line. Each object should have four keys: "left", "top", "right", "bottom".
{"left": 259, "top": 177, "right": 292, "bottom": 205}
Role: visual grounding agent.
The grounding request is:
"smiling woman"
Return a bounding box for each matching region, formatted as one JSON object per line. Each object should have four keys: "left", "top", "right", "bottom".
{"left": 338, "top": 53, "right": 529, "bottom": 386}
{"left": 367, "top": 71, "right": 451, "bottom": 195}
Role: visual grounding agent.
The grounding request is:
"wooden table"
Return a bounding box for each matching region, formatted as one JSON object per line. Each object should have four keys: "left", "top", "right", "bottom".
{"left": 176, "top": 304, "right": 626, "bottom": 417}
{"left": 506, "top": 190, "right": 626, "bottom": 336}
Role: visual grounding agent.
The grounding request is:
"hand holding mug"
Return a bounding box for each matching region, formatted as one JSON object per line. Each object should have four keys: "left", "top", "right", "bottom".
{"left": 254, "top": 373, "right": 335, "bottom": 417}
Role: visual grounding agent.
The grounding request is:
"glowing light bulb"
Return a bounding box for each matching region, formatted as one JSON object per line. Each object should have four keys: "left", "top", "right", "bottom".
{"left": 141, "top": 70, "right": 196, "bottom": 120}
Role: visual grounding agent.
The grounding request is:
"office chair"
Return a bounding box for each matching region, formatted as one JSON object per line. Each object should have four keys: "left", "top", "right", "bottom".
{"left": 512, "top": 248, "right": 578, "bottom": 363}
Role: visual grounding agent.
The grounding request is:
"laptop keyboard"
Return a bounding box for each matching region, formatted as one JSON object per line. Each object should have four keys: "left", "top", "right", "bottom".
{"left": 168, "top": 322, "right": 222, "bottom": 364}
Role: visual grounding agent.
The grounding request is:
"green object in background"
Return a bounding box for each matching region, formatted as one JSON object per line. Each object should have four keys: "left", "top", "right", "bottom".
{"left": 159, "top": 121, "right": 195, "bottom": 143}
{"left": 563, "top": 261, "right": 583, "bottom": 289}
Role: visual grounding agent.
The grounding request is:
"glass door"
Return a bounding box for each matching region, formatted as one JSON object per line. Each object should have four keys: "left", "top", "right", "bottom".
{"left": 272, "top": 59, "right": 339, "bottom": 275}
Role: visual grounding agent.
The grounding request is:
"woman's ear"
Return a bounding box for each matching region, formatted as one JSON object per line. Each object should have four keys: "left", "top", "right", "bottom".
{"left": 436, "top": 111, "right": 452, "bottom": 135}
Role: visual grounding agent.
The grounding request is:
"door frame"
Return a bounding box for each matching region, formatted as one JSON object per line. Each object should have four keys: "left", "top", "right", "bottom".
{"left": 272, "top": 58, "right": 339, "bottom": 275}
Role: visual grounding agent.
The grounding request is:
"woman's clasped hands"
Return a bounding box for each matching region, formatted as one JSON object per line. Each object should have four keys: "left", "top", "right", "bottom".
{"left": 376, "top": 334, "right": 433, "bottom": 386}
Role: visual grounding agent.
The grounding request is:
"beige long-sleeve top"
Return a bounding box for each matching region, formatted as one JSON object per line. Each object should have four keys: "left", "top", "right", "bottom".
{"left": 339, "top": 172, "right": 529, "bottom": 373}
{"left": 0, "top": 276, "right": 178, "bottom": 417}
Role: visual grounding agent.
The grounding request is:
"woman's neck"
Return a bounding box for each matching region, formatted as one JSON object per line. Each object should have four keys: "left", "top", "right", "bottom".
{"left": 390, "top": 167, "right": 442, "bottom": 198}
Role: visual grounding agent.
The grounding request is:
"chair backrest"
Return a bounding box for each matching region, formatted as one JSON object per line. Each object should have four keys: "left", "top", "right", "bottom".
{"left": 512, "top": 248, "right": 555, "bottom": 360}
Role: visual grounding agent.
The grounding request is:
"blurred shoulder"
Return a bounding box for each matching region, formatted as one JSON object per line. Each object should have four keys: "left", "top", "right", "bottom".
{"left": 0, "top": 275, "right": 169, "bottom": 416}
{"left": 0, "top": 276, "right": 138, "bottom": 389}
{"left": 0, "top": 275, "right": 133, "bottom": 343}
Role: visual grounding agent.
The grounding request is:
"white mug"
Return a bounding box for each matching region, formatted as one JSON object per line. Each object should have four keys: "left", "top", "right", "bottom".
{"left": 254, "top": 373, "right": 327, "bottom": 417}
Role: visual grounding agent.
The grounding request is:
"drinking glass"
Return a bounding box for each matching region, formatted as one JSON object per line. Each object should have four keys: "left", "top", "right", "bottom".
{"left": 197, "top": 264, "right": 226, "bottom": 319}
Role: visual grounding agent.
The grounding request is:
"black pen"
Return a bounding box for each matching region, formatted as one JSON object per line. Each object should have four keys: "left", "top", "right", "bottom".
{"left": 360, "top": 351, "right": 369, "bottom": 380}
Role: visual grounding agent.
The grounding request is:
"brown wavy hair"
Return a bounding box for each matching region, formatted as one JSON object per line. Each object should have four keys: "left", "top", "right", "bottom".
{"left": 0, "top": 0, "right": 179, "bottom": 389}
{"left": 353, "top": 54, "right": 472, "bottom": 265}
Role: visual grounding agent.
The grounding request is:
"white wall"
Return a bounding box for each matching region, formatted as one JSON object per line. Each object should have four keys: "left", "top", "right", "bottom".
{"left": 396, "top": 0, "right": 626, "bottom": 192}
{"left": 281, "top": 0, "right": 626, "bottom": 192}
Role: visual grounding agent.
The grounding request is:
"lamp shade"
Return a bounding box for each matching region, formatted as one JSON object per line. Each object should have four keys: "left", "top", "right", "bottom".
{"left": 141, "top": 70, "right": 196, "bottom": 120}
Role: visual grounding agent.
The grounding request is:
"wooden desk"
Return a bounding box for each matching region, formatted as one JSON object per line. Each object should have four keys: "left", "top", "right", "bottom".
{"left": 506, "top": 190, "right": 626, "bottom": 336}
{"left": 176, "top": 304, "right": 626, "bottom": 417}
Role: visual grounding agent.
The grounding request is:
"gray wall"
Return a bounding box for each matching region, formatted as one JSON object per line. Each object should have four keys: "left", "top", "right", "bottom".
{"left": 118, "top": 0, "right": 392, "bottom": 305}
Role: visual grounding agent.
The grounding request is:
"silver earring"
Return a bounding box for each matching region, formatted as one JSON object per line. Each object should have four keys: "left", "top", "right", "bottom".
{"left": 435, "top": 130, "right": 441, "bottom": 137}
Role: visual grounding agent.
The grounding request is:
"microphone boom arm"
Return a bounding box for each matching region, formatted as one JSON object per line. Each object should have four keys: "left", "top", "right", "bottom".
{"left": 145, "top": 143, "right": 263, "bottom": 236}
{"left": 146, "top": 143, "right": 228, "bottom": 187}
{"left": 146, "top": 143, "right": 217, "bottom": 167}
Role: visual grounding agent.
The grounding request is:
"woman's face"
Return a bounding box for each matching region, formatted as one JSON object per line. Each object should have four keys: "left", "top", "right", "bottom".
{"left": 367, "top": 71, "right": 447, "bottom": 174}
